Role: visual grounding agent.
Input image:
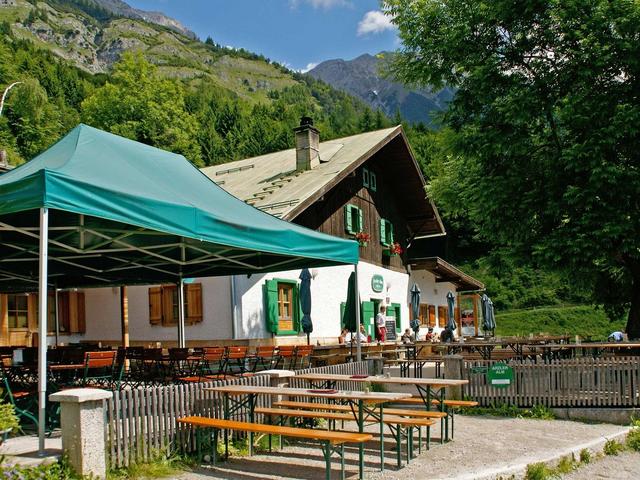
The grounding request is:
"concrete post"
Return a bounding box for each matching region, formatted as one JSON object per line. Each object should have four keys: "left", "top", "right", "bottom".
{"left": 366, "top": 355, "right": 384, "bottom": 376}
{"left": 444, "top": 355, "right": 464, "bottom": 400}
{"left": 49, "top": 388, "right": 112, "bottom": 479}
{"left": 255, "top": 369, "right": 295, "bottom": 403}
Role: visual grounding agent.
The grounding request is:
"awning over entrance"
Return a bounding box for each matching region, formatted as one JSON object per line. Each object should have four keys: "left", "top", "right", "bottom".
{"left": 410, "top": 256, "right": 484, "bottom": 291}
{"left": 0, "top": 124, "right": 359, "bottom": 292}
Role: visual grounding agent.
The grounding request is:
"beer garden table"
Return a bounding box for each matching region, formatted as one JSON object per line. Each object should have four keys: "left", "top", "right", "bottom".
{"left": 206, "top": 384, "right": 411, "bottom": 479}
{"left": 294, "top": 373, "right": 468, "bottom": 442}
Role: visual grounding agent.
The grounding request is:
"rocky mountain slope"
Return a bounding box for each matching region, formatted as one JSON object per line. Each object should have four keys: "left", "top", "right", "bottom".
{"left": 309, "top": 53, "right": 453, "bottom": 125}
{"left": 0, "top": 0, "right": 296, "bottom": 102}
{"left": 89, "top": 0, "right": 196, "bottom": 38}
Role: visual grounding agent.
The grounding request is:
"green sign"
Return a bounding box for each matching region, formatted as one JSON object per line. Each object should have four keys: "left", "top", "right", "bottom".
{"left": 371, "top": 274, "right": 384, "bottom": 293}
{"left": 487, "top": 362, "right": 513, "bottom": 389}
{"left": 470, "top": 366, "right": 488, "bottom": 375}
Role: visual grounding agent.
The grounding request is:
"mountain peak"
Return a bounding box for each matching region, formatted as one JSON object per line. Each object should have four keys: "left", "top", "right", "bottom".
{"left": 308, "top": 53, "right": 452, "bottom": 126}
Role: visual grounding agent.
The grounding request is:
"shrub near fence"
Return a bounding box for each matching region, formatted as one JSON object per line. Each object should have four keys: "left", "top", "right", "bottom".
{"left": 104, "top": 361, "right": 369, "bottom": 469}
{"left": 464, "top": 356, "right": 640, "bottom": 408}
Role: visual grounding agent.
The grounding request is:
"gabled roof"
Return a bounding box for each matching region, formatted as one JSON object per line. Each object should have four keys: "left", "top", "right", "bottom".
{"left": 201, "top": 126, "right": 445, "bottom": 237}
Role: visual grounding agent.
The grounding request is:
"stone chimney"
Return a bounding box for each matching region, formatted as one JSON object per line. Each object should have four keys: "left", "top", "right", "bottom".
{"left": 294, "top": 116, "right": 320, "bottom": 171}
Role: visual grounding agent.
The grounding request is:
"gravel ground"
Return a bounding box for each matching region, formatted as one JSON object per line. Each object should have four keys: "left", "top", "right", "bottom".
{"left": 560, "top": 451, "right": 640, "bottom": 480}
{"left": 177, "top": 416, "right": 630, "bottom": 480}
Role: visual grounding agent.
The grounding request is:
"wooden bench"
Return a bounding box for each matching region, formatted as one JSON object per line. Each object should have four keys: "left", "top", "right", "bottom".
{"left": 178, "top": 416, "right": 371, "bottom": 480}
{"left": 256, "top": 406, "right": 435, "bottom": 467}
{"left": 390, "top": 397, "right": 479, "bottom": 439}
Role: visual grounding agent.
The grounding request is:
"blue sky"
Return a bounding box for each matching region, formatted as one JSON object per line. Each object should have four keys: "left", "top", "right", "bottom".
{"left": 126, "top": 0, "right": 398, "bottom": 71}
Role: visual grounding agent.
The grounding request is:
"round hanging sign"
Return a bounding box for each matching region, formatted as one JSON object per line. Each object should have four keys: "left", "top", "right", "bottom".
{"left": 371, "top": 274, "right": 384, "bottom": 293}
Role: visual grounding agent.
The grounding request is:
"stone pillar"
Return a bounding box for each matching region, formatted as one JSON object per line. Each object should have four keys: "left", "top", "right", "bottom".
{"left": 255, "top": 369, "right": 295, "bottom": 403}
{"left": 366, "top": 355, "right": 384, "bottom": 376}
{"left": 444, "top": 355, "right": 464, "bottom": 400}
{"left": 49, "top": 388, "right": 112, "bottom": 479}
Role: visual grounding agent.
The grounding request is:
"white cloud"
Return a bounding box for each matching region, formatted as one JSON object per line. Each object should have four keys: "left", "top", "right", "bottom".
{"left": 301, "top": 62, "right": 318, "bottom": 73}
{"left": 357, "top": 10, "right": 396, "bottom": 36}
{"left": 289, "top": 0, "right": 351, "bottom": 10}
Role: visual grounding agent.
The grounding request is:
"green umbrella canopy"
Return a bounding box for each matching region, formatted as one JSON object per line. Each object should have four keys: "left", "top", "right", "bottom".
{"left": 0, "top": 124, "right": 359, "bottom": 291}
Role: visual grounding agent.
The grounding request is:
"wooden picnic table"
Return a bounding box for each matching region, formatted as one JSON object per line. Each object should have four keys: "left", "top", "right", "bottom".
{"left": 206, "top": 384, "right": 410, "bottom": 479}
{"left": 294, "top": 372, "right": 468, "bottom": 443}
{"left": 526, "top": 342, "right": 640, "bottom": 359}
{"left": 385, "top": 356, "right": 446, "bottom": 378}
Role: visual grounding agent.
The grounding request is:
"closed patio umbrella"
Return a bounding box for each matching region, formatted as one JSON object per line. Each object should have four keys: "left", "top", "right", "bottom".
{"left": 299, "top": 268, "right": 313, "bottom": 345}
{"left": 481, "top": 294, "right": 496, "bottom": 334}
{"left": 446, "top": 291, "right": 457, "bottom": 332}
{"left": 410, "top": 284, "right": 421, "bottom": 336}
{"left": 343, "top": 272, "right": 358, "bottom": 333}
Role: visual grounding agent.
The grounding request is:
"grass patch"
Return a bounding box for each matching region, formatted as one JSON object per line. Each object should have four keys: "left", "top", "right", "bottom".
{"left": 579, "top": 448, "right": 591, "bottom": 464}
{"left": 0, "top": 456, "right": 83, "bottom": 480}
{"left": 457, "top": 402, "right": 555, "bottom": 420}
{"left": 603, "top": 438, "right": 625, "bottom": 456}
{"left": 108, "top": 451, "right": 193, "bottom": 480}
{"left": 495, "top": 305, "right": 624, "bottom": 339}
{"left": 524, "top": 462, "right": 556, "bottom": 480}
{"left": 626, "top": 426, "right": 640, "bottom": 451}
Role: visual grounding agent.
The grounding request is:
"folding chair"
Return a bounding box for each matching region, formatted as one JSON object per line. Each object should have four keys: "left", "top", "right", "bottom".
{"left": 225, "top": 346, "right": 250, "bottom": 376}
{"left": 81, "top": 351, "right": 121, "bottom": 390}
{"left": 251, "top": 346, "right": 276, "bottom": 372}
{"left": 294, "top": 345, "right": 314, "bottom": 370}
{"left": 274, "top": 345, "right": 296, "bottom": 370}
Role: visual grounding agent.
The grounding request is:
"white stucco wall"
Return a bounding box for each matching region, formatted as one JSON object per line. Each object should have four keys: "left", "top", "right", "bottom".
{"left": 409, "top": 268, "right": 459, "bottom": 336}
{"left": 62, "top": 262, "right": 457, "bottom": 344}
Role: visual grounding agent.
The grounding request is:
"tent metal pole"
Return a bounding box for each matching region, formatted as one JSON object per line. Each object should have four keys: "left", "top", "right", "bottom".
{"left": 54, "top": 288, "right": 59, "bottom": 346}
{"left": 37, "top": 207, "right": 49, "bottom": 455}
{"left": 177, "top": 279, "right": 186, "bottom": 348}
{"left": 354, "top": 264, "right": 361, "bottom": 363}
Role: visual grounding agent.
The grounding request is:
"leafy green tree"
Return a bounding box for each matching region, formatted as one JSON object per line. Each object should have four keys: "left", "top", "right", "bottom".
{"left": 385, "top": 0, "right": 640, "bottom": 336}
{"left": 82, "top": 53, "right": 202, "bottom": 165}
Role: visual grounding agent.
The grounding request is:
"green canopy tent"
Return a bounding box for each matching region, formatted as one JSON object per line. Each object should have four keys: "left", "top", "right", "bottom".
{"left": 0, "top": 124, "right": 359, "bottom": 453}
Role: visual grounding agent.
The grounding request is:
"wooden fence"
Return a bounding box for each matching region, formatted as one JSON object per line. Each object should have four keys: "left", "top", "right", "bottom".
{"left": 104, "top": 361, "right": 369, "bottom": 469}
{"left": 463, "top": 356, "right": 640, "bottom": 408}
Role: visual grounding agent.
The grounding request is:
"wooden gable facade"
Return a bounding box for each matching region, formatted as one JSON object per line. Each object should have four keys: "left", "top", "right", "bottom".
{"left": 293, "top": 133, "right": 442, "bottom": 273}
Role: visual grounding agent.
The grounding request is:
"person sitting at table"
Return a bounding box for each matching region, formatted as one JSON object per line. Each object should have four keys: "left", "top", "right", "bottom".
{"left": 424, "top": 327, "right": 436, "bottom": 342}
{"left": 338, "top": 328, "right": 349, "bottom": 344}
{"left": 345, "top": 326, "right": 367, "bottom": 344}
{"left": 440, "top": 326, "right": 454, "bottom": 343}
{"left": 401, "top": 328, "right": 413, "bottom": 344}
{"left": 608, "top": 330, "right": 626, "bottom": 342}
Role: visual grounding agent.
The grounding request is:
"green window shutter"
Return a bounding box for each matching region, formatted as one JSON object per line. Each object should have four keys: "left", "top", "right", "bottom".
{"left": 363, "top": 169, "right": 370, "bottom": 188}
{"left": 344, "top": 205, "right": 354, "bottom": 234}
{"left": 357, "top": 208, "right": 364, "bottom": 233}
{"left": 389, "top": 222, "right": 394, "bottom": 243}
{"left": 361, "top": 301, "right": 375, "bottom": 338}
{"left": 263, "top": 280, "right": 279, "bottom": 334}
{"left": 380, "top": 218, "right": 388, "bottom": 246}
{"left": 370, "top": 172, "right": 377, "bottom": 192}
{"left": 392, "top": 303, "right": 401, "bottom": 332}
{"left": 340, "top": 301, "right": 346, "bottom": 328}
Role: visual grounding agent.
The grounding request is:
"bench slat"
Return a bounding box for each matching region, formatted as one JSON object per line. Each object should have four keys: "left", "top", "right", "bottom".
{"left": 256, "top": 407, "right": 436, "bottom": 427}
{"left": 177, "top": 416, "right": 372, "bottom": 444}
{"left": 272, "top": 400, "right": 447, "bottom": 418}
{"left": 392, "top": 398, "right": 479, "bottom": 407}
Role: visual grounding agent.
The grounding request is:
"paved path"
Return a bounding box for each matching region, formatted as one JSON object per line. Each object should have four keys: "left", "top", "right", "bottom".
{"left": 177, "top": 416, "right": 630, "bottom": 480}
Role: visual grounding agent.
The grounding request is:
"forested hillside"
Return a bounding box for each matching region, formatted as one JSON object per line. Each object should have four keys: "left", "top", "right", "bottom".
{"left": 0, "top": 31, "right": 385, "bottom": 167}
{"left": 0, "top": 0, "right": 608, "bottom": 328}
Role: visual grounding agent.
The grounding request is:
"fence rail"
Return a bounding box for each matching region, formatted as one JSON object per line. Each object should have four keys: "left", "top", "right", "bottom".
{"left": 104, "top": 361, "right": 369, "bottom": 468}
{"left": 463, "top": 356, "right": 640, "bottom": 408}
